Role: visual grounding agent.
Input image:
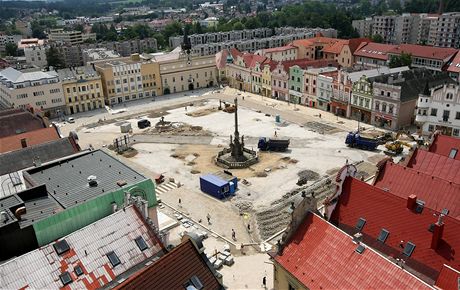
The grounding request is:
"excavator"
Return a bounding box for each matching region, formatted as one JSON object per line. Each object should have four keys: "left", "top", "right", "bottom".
{"left": 384, "top": 131, "right": 416, "bottom": 155}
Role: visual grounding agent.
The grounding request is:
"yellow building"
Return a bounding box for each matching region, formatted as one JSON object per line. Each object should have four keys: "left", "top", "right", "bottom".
{"left": 57, "top": 66, "right": 105, "bottom": 115}
{"left": 261, "top": 63, "right": 275, "bottom": 98}
{"left": 94, "top": 54, "right": 161, "bottom": 105}
{"left": 148, "top": 47, "right": 217, "bottom": 94}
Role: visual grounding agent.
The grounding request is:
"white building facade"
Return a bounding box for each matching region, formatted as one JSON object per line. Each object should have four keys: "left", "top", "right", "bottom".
{"left": 416, "top": 83, "right": 460, "bottom": 137}
{"left": 0, "top": 67, "right": 65, "bottom": 117}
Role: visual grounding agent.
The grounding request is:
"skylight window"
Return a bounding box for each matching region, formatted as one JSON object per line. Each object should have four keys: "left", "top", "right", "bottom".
{"left": 355, "top": 217, "right": 366, "bottom": 232}
{"left": 415, "top": 200, "right": 425, "bottom": 213}
{"left": 449, "top": 148, "right": 458, "bottom": 159}
{"left": 403, "top": 242, "right": 416, "bottom": 257}
{"left": 53, "top": 239, "right": 70, "bottom": 255}
{"left": 107, "top": 251, "right": 121, "bottom": 267}
{"left": 184, "top": 276, "right": 204, "bottom": 290}
{"left": 377, "top": 229, "right": 389, "bottom": 243}
{"left": 355, "top": 244, "right": 365, "bottom": 254}
{"left": 74, "top": 265, "right": 83, "bottom": 276}
{"left": 442, "top": 208, "right": 449, "bottom": 215}
{"left": 135, "top": 236, "right": 148, "bottom": 251}
{"left": 59, "top": 272, "right": 73, "bottom": 286}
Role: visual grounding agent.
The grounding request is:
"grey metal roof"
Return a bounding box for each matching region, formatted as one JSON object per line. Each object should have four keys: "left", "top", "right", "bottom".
{"left": 0, "top": 205, "right": 164, "bottom": 289}
{"left": 57, "top": 65, "right": 99, "bottom": 82}
{"left": 26, "top": 150, "right": 146, "bottom": 209}
{"left": 0, "top": 67, "right": 58, "bottom": 84}
{"left": 0, "top": 137, "right": 79, "bottom": 176}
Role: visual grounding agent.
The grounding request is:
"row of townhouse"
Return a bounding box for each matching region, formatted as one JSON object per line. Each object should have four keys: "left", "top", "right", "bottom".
{"left": 0, "top": 49, "right": 218, "bottom": 117}
{"left": 220, "top": 45, "right": 455, "bottom": 131}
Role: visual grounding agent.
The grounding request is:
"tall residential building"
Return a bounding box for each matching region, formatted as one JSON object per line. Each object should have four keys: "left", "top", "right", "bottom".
{"left": 372, "top": 16, "right": 396, "bottom": 43}
{"left": 0, "top": 67, "right": 65, "bottom": 117}
{"left": 352, "top": 18, "right": 373, "bottom": 38}
{"left": 428, "top": 12, "right": 460, "bottom": 48}
{"left": 48, "top": 29, "right": 96, "bottom": 45}
{"left": 0, "top": 34, "right": 22, "bottom": 53}
{"left": 58, "top": 66, "right": 105, "bottom": 115}
{"left": 94, "top": 54, "right": 161, "bottom": 105}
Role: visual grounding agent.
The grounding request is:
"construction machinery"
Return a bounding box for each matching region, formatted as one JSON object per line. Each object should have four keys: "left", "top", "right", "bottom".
{"left": 258, "top": 137, "right": 290, "bottom": 151}
{"left": 345, "top": 132, "right": 378, "bottom": 150}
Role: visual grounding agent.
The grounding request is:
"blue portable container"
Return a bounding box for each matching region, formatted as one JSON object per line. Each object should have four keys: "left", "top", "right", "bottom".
{"left": 200, "top": 174, "right": 231, "bottom": 199}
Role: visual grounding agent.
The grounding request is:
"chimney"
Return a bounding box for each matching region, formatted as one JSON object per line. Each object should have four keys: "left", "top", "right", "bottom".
{"left": 431, "top": 214, "right": 445, "bottom": 249}
{"left": 407, "top": 194, "right": 417, "bottom": 210}
{"left": 20, "top": 138, "right": 27, "bottom": 148}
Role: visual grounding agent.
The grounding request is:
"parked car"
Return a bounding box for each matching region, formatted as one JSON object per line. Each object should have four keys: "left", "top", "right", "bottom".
{"left": 67, "top": 117, "right": 75, "bottom": 123}
{"left": 137, "top": 119, "right": 151, "bottom": 129}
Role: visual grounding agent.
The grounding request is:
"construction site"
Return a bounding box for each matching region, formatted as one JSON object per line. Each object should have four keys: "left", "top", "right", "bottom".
{"left": 60, "top": 88, "right": 417, "bottom": 288}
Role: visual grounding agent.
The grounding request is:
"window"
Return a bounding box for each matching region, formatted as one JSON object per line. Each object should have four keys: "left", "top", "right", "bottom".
{"left": 449, "top": 148, "right": 458, "bottom": 159}
{"left": 355, "top": 217, "right": 366, "bottom": 231}
{"left": 377, "top": 229, "right": 389, "bottom": 243}
{"left": 453, "top": 129, "right": 460, "bottom": 137}
{"left": 53, "top": 239, "right": 70, "bottom": 255}
{"left": 59, "top": 272, "right": 73, "bottom": 286}
{"left": 443, "top": 110, "right": 450, "bottom": 121}
{"left": 403, "top": 242, "right": 416, "bottom": 257}
{"left": 456, "top": 112, "right": 460, "bottom": 120}
{"left": 74, "top": 265, "right": 84, "bottom": 276}
{"left": 431, "top": 108, "right": 438, "bottom": 116}
{"left": 107, "top": 251, "right": 121, "bottom": 267}
{"left": 428, "top": 125, "right": 435, "bottom": 132}
{"left": 355, "top": 244, "right": 365, "bottom": 254}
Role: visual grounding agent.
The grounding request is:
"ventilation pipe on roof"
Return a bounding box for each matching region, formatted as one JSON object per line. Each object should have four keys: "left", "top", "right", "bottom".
{"left": 407, "top": 194, "right": 417, "bottom": 210}
{"left": 431, "top": 214, "right": 445, "bottom": 249}
{"left": 1, "top": 211, "right": 9, "bottom": 223}
{"left": 14, "top": 207, "right": 26, "bottom": 220}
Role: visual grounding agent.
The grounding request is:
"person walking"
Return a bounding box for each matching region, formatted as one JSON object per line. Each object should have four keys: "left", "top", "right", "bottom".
{"left": 207, "top": 213, "right": 211, "bottom": 225}
{"left": 247, "top": 224, "right": 251, "bottom": 232}
{"left": 178, "top": 198, "right": 182, "bottom": 208}
{"left": 262, "top": 276, "right": 267, "bottom": 288}
{"left": 231, "top": 229, "right": 236, "bottom": 240}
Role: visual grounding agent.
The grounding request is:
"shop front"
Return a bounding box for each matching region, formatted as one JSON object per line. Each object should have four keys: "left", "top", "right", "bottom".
{"left": 331, "top": 101, "right": 348, "bottom": 117}
{"left": 350, "top": 106, "right": 371, "bottom": 124}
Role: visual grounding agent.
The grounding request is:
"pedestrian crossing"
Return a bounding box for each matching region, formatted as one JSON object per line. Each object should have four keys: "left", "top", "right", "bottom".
{"left": 155, "top": 182, "right": 178, "bottom": 195}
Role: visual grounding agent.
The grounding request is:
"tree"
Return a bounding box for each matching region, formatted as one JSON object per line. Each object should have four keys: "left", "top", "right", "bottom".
{"left": 5, "top": 43, "right": 18, "bottom": 57}
{"left": 389, "top": 52, "right": 412, "bottom": 68}
{"left": 371, "top": 34, "right": 384, "bottom": 43}
{"left": 232, "top": 21, "right": 244, "bottom": 31}
{"left": 46, "top": 47, "right": 65, "bottom": 69}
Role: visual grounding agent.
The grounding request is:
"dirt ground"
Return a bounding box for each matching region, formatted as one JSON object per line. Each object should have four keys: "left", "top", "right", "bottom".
{"left": 171, "top": 144, "right": 291, "bottom": 179}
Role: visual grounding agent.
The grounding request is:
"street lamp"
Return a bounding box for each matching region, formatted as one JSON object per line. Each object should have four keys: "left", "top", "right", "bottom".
{"left": 357, "top": 110, "right": 362, "bottom": 132}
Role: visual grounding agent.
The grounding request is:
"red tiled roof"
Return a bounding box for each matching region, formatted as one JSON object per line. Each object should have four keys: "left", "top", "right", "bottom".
{"left": 243, "top": 53, "right": 267, "bottom": 68}
{"left": 116, "top": 238, "right": 222, "bottom": 290}
{"left": 374, "top": 161, "right": 460, "bottom": 220}
{"left": 290, "top": 37, "right": 339, "bottom": 48}
{"left": 435, "top": 265, "right": 460, "bottom": 290}
{"left": 0, "top": 127, "right": 60, "bottom": 154}
{"left": 447, "top": 51, "right": 460, "bottom": 73}
{"left": 389, "top": 44, "right": 458, "bottom": 61}
{"left": 275, "top": 212, "right": 430, "bottom": 289}
{"left": 281, "top": 59, "right": 338, "bottom": 72}
{"left": 353, "top": 42, "right": 397, "bottom": 60}
{"left": 322, "top": 39, "right": 348, "bottom": 54}
{"left": 406, "top": 148, "right": 460, "bottom": 184}
{"left": 331, "top": 177, "right": 460, "bottom": 281}
{"left": 262, "top": 44, "right": 296, "bottom": 53}
{"left": 215, "top": 49, "right": 229, "bottom": 69}
{"left": 229, "top": 47, "right": 242, "bottom": 59}
{"left": 0, "top": 110, "right": 47, "bottom": 138}
{"left": 429, "top": 134, "right": 460, "bottom": 160}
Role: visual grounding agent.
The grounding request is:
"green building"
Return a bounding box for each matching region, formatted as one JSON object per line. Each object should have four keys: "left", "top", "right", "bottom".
{"left": 288, "top": 65, "right": 304, "bottom": 105}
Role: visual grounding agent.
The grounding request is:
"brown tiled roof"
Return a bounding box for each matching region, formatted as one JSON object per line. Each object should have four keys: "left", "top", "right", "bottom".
{"left": 0, "top": 109, "right": 46, "bottom": 138}
{"left": 389, "top": 44, "right": 457, "bottom": 61}
{"left": 0, "top": 127, "right": 60, "bottom": 153}
{"left": 116, "top": 238, "right": 223, "bottom": 290}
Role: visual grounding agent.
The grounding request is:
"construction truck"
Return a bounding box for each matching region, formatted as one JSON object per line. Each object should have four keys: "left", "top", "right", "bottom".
{"left": 258, "top": 137, "right": 290, "bottom": 151}
{"left": 345, "top": 132, "right": 378, "bottom": 150}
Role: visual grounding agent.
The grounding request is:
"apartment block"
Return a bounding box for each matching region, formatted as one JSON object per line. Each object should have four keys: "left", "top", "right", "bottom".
{"left": 82, "top": 48, "right": 120, "bottom": 65}
{"left": 0, "top": 67, "right": 65, "bottom": 117}
{"left": 372, "top": 16, "right": 396, "bottom": 43}
{"left": 48, "top": 29, "right": 96, "bottom": 45}
{"left": 94, "top": 54, "right": 161, "bottom": 105}
{"left": 58, "top": 66, "right": 105, "bottom": 115}
{"left": 352, "top": 18, "right": 373, "bottom": 38}
{"left": 429, "top": 12, "right": 460, "bottom": 48}
{"left": 0, "top": 34, "right": 22, "bottom": 53}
